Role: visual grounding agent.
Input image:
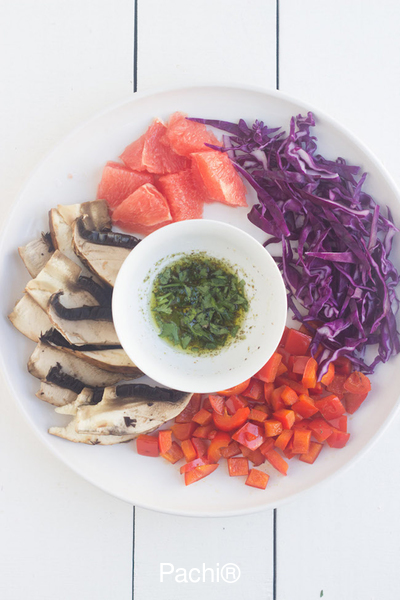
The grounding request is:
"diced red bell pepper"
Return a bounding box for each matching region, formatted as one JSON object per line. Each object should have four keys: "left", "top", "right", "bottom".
{"left": 280, "top": 385, "right": 298, "bottom": 406}
{"left": 208, "top": 395, "right": 225, "bottom": 415}
{"left": 161, "top": 441, "right": 184, "bottom": 464}
{"left": 292, "top": 429, "right": 311, "bottom": 454}
{"left": 299, "top": 441, "right": 323, "bottom": 464}
{"left": 227, "top": 457, "right": 249, "bottom": 477}
{"left": 270, "top": 386, "right": 286, "bottom": 412}
{"left": 245, "top": 468, "right": 270, "bottom": 490}
{"left": 264, "top": 382, "right": 274, "bottom": 405}
{"left": 264, "top": 419, "right": 283, "bottom": 437}
{"left": 276, "top": 347, "right": 291, "bottom": 366}
{"left": 284, "top": 328, "right": 312, "bottom": 355}
{"left": 273, "top": 408, "right": 296, "bottom": 430}
{"left": 292, "top": 394, "right": 319, "bottom": 418}
{"left": 282, "top": 437, "right": 297, "bottom": 460}
{"left": 264, "top": 448, "right": 289, "bottom": 475}
{"left": 239, "top": 445, "right": 266, "bottom": 466}
{"left": 212, "top": 406, "right": 250, "bottom": 432}
{"left": 193, "top": 424, "right": 215, "bottom": 439}
{"left": 308, "top": 382, "right": 324, "bottom": 395}
{"left": 315, "top": 394, "right": 345, "bottom": 420}
{"left": 320, "top": 362, "right": 335, "bottom": 386}
{"left": 171, "top": 421, "right": 197, "bottom": 441}
{"left": 274, "top": 429, "right": 294, "bottom": 451}
{"left": 232, "top": 422, "right": 265, "bottom": 450}
{"left": 181, "top": 438, "right": 197, "bottom": 462}
{"left": 217, "top": 379, "right": 251, "bottom": 397}
{"left": 326, "top": 428, "right": 350, "bottom": 448}
{"left": 259, "top": 438, "right": 275, "bottom": 456}
{"left": 175, "top": 393, "right": 202, "bottom": 423}
{"left": 301, "top": 357, "right": 318, "bottom": 389}
{"left": 344, "top": 371, "right": 371, "bottom": 395}
{"left": 225, "top": 394, "right": 248, "bottom": 415}
{"left": 308, "top": 418, "right": 333, "bottom": 442}
{"left": 275, "top": 376, "right": 308, "bottom": 396}
{"left": 184, "top": 463, "right": 218, "bottom": 485}
{"left": 249, "top": 408, "right": 268, "bottom": 423}
{"left": 276, "top": 362, "right": 288, "bottom": 376}
{"left": 207, "top": 431, "right": 231, "bottom": 463}
{"left": 192, "top": 408, "right": 213, "bottom": 426}
{"left": 254, "top": 352, "right": 283, "bottom": 383}
{"left": 326, "top": 374, "right": 347, "bottom": 398}
{"left": 334, "top": 356, "right": 352, "bottom": 376}
{"left": 328, "top": 415, "right": 347, "bottom": 432}
{"left": 158, "top": 430, "right": 172, "bottom": 455}
{"left": 242, "top": 378, "right": 264, "bottom": 401}
{"left": 344, "top": 391, "right": 368, "bottom": 414}
{"left": 292, "top": 356, "right": 309, "bottom": 374}
{"left": 292, "top": 418, "right": 312, "bottom": 430}
{"left": 220, "top": 440, "right": 241, "bottom": 458}
{"left": 192, "top": 437, "right": 208, "bottom": 458}
{"left": 180, "top": 457, "right": 209, "bottom": 473}
{"left": 136, "top": 434, "right": 159, "bottom": 457}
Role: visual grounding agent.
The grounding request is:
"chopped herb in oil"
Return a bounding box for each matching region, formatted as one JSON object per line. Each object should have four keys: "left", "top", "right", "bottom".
{"left": 151, "top": 253, "right": 248, "bottom": 352}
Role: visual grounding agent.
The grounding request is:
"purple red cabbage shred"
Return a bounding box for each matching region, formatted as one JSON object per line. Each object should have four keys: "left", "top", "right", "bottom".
{"left": 190, "top": 113, "right": 400, "bottom": 376}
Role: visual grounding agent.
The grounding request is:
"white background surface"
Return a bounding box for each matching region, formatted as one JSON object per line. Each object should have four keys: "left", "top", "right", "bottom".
{"left": 1, "top": 1, "right": 400, "bottom": 599}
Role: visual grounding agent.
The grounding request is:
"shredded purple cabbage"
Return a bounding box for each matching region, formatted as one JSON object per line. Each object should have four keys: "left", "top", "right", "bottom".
{"left": 190, "top": 113, "right": 400, "bottom": 376}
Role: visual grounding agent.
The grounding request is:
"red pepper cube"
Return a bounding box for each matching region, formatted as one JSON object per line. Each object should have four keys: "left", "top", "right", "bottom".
{"left": 280, "top": 385, "right": 298, "bottom": 406}
{"left": 292, "top": 355, "right": 309, "bottom": 374}
{"left": 242, "top": 378, "right": 264, "bottom": 401}
{"left": 181, "top": 438, "right": 197, "bottom": 462}
{"left": 264, "top": 382, "right": 274, "bottom": 405}
{"left": 171, "top": 421, "right": 197, "bottom": 441}
{"left": 249, "top": 408, "right": 268, "bottom": 423}
{"left": 264, "top": 448, "right": 289, "bottom": 475}
{"left": 158, "top": 430, "right": 172, "bottom": 455}
{"left": 193, "top": 424, "right": 215, "bottom": 439}
{"left": 292, "top": 394, "right": 319, "bottom": 418}
{"left": 180, "top": 457, "right": 209, "bottom": 473}
{"left": 207, "top": 431, "right": 231, "bottom": 463}
{"left": 245, "top": 468, "right": 270, "bottom": 490}
{"left": 161, "top": 441, "right": 184, "bottom": 464}
{"left": 254, "top": 352, "right": 283, "bottom": 383}
{"left": 175, "top": 393, "right": 202, "bottom": 423}
{"left": 225, "top": 394, "right": 248, "bottom": 415}
{"left": 301, "top": 357, "right": 318, "bottom": 389}
{"left": 315, "top": 395, "right": 345, "bottom": 421}
{"left": 136, "top": 434, "right": 159, "bottom": 457}
{"left": 273, "top": 408, "right": 296, "bottom": 430}
{"left": 284, "top": 328, "right": 312, "bottom": 355}
{"left": 227, "top": 457, "right": 249, "bottom": 477}
{"left": 274, "top": 429, "right": 294, "bottom": 451}
{"left": 328, "top": 415, "right": 347, "bottom": 432}
{"left": 326, "top": 374, "right": 347, "bottom": 398}
{"left": 334, "top": 356, "right": 352, "bottom": 376}
{"left": 259, "top": 438, "right": 275, "bottom": 456}
{"left": 320, "top": 362, "right": 335, "bottom": 386}
{"left": 276, "top": 376, "right": 308, "bottom": 396}
{"left": 192, "top": 408, "right": 213, "bottom": 426}
{"left": 292, "top": 429, "right": 311, "bottom": 454}
{"left": 270, "top": 386, "right": 286, "bottom": 412}
{"left": 220, "top": 440, "right": 241, "bottom": 459}
{"left": 239, "top": 445, "right": 266, "bottom": 466}
{"left": 232, "top": 422, "right": 265, "bottom": 450}
{"left": 344, "top": 391, "right": 368, "bottom": 414}
{"left": 184, "top": 464, "right": 218, "bottom": 485}
{"left": 264, "top": 419, "right": 283, "bottom": 437}
{"left": 208, "top": 395, "right": 225, "bottom": 415}
{"left": 191, "top": 437, "right": 208, "bottom": 458}
{"left": 326, "top": 428, "right": 350, "bottom": 448}
{"left": 344, "top": 371, "right": 371, "bottom": 395}
{"left": 308, "top": 418, "right": 334, "bottom": 442}
{"left": 299, "top": 441, "right": 323, "bottom": 464}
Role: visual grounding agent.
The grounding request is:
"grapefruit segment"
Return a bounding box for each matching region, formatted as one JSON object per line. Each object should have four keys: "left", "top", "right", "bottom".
{"left": 97, "top": 161, "right": 154, "bottom": 210}
{"left": 112, "top": 183, "right": 172, "bottom": 235}
{"left": 191, "top": 151, "right": 248, "bottom": 207}
{"left": 157, "top": 170, "right": 207, "bottom": 221}
{"left": 119, "top": 134, "right": 146, "bottom": 172}
{"left": 162, "top": 112, "right": 221, "bottom": 157}
{"left": 120, "top": 119, "right": 190, "bottom": 175}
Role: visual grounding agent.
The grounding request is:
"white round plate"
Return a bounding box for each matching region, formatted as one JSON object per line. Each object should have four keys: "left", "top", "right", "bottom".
{"left": 1, "top": 84, "right": 400, "bottom": 517}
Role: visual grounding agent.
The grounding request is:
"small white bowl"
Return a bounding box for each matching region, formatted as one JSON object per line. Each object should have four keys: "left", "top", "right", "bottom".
{"left": 112, "top": 219, "right": 287, "bottom": 393}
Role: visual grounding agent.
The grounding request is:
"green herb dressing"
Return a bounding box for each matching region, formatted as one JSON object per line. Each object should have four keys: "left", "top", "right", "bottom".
{"left": 150, "top": 253, "right": 249, "bottom": 353}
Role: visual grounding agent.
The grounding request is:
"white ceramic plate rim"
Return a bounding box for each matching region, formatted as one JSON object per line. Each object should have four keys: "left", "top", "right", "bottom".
{"left": 1, "top": 82, "right": 400, "bottom": 517}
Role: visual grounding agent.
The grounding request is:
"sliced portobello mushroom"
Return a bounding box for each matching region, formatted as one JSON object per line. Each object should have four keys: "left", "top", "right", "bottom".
{"left": 41, "top": 329, "right": 142, "bottom": 377}
{"left": 57, "top": 199, "right": 111, "bottom": 230}
{"left": 36, "top": 381, "right": 80, "bottom": 407}
{"left": 49, "top": 419, "right": 135, "bottom": 445}
{"left": 28, "top": 341, "right": 128, "bottom": 388}
{"left": 49, "top": 208, "right": 93, "bottom": 276}
{"left": 25, "top": 250, "right": 100, "bottom": 312}
{"left": 72, "top": 216, "right": 140, "bottom": 286}
{"left": 18, "top": 233, "right": 54, "bottom": 277}
{"left": 8, "top": 294, "right": 52, "bottom": 342}
{"left": 74, "top": 384, "right": 192, "bottom": 437}
{"left": 47, "top": 290, "right": 119, "bottom": 346}
{"left": 55, "top": 387, "right": 100, "bottom": 416}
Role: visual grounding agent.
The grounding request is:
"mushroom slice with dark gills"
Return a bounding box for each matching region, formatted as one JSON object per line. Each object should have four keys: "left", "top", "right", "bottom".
{"left": 8, "top": 294, "right": 52, "bottom": 342}
{"left": 72, "top": 216, "right": 140, "bottom": 286}
{"left": 73, "top": 384, "right": 192, "bottom": 437}
{"left": 18, "top": 233, "right": 54, "bottom": 278}
{"left": 28, "top": 341, "right": 128, "bottom": 388}
{"left": 36, "top": 381, "right": 80, "bottom": 408}
{"left": 40, "top": 329, "right": 142, "bottom": 377}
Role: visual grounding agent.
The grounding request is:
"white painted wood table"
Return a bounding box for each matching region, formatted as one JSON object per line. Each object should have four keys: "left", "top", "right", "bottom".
{"left": 1, "top": 1, "right": 400, "bottom": 598}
